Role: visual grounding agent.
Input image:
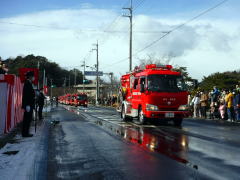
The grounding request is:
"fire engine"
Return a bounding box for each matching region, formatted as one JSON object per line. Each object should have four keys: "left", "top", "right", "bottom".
{"left": 65, "top": 94, "right": 72, "bottom": 105}
{"left": 119, "top": 64, "right": 189, "bottom": 126}
{"left": 73, "top": 93, "right": 88, "bottom": 107}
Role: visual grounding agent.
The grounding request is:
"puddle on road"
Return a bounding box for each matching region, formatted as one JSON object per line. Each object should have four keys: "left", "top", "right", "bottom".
{"left": 66, "top": 106, "right": 195, "bottom": 168}
{"left": 95, "top": 120, "right": 190, "bottom": 165}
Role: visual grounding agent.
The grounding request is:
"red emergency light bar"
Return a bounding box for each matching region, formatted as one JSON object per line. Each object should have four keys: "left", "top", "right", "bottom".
{"left": 145, "top": 64, "right": 173, "bottom": 70}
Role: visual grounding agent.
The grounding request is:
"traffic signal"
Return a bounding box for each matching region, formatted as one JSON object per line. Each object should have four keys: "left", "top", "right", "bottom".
{"left": 83, "top": 79, "right": 89, "bottom": 84}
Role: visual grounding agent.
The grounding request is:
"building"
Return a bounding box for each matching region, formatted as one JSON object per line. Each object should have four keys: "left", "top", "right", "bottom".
{"left": 75, "top": 80, "right": 118, "bottom": 101}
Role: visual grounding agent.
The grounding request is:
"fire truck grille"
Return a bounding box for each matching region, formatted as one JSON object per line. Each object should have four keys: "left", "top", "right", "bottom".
{"left": 158, "top": 108, "right": 178, "bottom": 111}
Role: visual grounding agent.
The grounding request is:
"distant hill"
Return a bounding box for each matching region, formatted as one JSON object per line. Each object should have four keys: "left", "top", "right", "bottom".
{"left": 3, "top": 54, "right": 83, "bottom": 88}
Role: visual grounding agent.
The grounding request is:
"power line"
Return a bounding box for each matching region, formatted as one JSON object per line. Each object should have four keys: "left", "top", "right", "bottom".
{"left": 134, "top": 0, "right": 146, "bottom": 10}
{"left": 103, "top": 0, "right": 130, "bottom": 32}
{"left": 134, "top": 0, "right": 229, "bottom": 55}
{"left": 79, "top": 0, "right": 130, "bottom": 66}
{"left": 0, "top": 21, "right": 72, "bottom": 30}
{"left": 101, "top": 0, "right": 229, "bottom": 69}
{"left": 0, "top": 21, "right": 173, "bottom": 34}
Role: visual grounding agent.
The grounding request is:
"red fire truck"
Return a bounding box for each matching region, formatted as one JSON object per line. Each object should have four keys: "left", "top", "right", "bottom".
{"left": 119, "top": 64, "right": 189, "bottom": 126}
{"left": 65, "top": 94, "right": 72, "bottom": 105}
{"left": 74, "top": 93, "right": 88, "bottom": 107}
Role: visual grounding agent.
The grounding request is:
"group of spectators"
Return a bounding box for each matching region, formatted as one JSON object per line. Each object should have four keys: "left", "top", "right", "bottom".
{"left": 0, "top": 59, "right": 9, "bottom": 74}
{"left": 98, "top": 96, "right": 117, "bottom": 106}
{"left": 190, "top": 85, "right": 240, "bottom": 122}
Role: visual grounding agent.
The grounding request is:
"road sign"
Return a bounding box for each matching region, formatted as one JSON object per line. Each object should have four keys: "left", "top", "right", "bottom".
{"left": 84, "top": 71, "right": 103, "bottom": 76}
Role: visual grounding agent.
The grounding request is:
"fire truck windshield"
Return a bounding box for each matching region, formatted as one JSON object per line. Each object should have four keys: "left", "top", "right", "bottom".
{"left": 77, "top": 95, "right": 87, "bottom": 100}
{"left": 147, "top": 75, "right": 186, "bottom": 92}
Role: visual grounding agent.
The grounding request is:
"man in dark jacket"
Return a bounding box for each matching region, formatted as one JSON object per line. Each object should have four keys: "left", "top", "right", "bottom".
{"left": 37, "top": 90, "right": 45, "bottom": 120}
{"left": 22, "top": 71, "right": 35, "bottom": 137}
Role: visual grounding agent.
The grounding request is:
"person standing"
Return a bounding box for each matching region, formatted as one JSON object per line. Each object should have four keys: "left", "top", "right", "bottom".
{"left": 56, "top": 96, "right": 59, "bottom": 107}
{"left": 233, "top": 90, "right": 240, "bottom": 121}
{"left": 22, "top": 71, "right": 35, "bottom": 137}
{"left": 37, "top": 90, "right": 45, "bottom": 120}
{"left": 1, "top": 64, "right": 9, "bottom": 74}
{"left": 200, "top": 91, "right": 208, "bottom": 118}
{"left": 211, "top": 86, "right": 220, "bottom": 104}
{"left": 219, "top": 102, "right": 226, "bottom": 120}
{"left": 225, "top": 90, "right": 235, "bottom": 122}
{"left": 0, "top": 61, "right": 6, "bottom": 74}
{"left": 191, "top": 93, "right": 201, "bottom": 118}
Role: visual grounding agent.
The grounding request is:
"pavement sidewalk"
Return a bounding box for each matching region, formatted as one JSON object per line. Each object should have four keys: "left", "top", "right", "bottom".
{"left": 0, "top": 106, "right": 54, "bottom": 180}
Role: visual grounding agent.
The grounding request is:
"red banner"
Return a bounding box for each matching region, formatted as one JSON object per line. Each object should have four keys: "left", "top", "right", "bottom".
{"left": 0, "top": 74, "right": 24, "bottom": 134}
{"left": 43, "top": 85, "right": 48, "bottom": 95}
{"left": 19, "top": 68, "right": 39, "bottom": 85}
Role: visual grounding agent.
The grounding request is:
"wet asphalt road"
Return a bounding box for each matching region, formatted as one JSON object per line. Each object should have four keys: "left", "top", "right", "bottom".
{"left": 46, "top": 105, "right": 240, "bottom": 180}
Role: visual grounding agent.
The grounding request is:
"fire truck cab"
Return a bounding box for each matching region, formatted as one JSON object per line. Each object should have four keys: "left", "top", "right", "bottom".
{"left": 120, "top": 64, "right": 189, "bottom": 126}
{"left": 75, "top": 93, "right": 88, "bottom": 107}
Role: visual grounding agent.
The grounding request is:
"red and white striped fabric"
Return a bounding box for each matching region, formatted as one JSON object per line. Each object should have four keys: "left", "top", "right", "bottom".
{"left": 0, "top": 74, "right": 24, "bottom": 134}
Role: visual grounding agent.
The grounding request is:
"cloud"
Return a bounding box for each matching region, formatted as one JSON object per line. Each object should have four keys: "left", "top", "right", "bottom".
{"left": 0, "top": 7, "right": 239, "bottom": 81}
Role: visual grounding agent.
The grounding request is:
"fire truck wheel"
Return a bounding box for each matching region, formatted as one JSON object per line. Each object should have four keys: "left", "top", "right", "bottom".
{"left": 121, "top": 105, "right": 130, "bottom": 121}
{"left": 173, "top": 118, "right": 183, "bottom": 126}
{"left": 138, "top": 107, "right": 146, "bottom": 125}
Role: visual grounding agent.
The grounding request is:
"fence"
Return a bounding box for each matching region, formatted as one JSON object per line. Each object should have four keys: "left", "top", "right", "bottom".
{"left": 0, "top": 74, "right": 23, "bottom": 134}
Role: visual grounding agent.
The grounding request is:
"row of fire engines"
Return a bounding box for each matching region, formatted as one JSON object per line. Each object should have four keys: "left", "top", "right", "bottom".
{"left": 119, "top": 64, "right": 189, "bottom": 126}
{"left": 58, "top": 93, "right": 88, "bottom": 107}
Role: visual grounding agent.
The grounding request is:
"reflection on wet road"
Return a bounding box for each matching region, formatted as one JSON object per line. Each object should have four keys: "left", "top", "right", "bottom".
{"left": 94, "top": 120, "right": 190, "bottom": 165}
{"left": 64, "top": 105, "right": 240, "bottom": 180}
{"left": 48, "top": 106, "right": 205, "bottom": 180}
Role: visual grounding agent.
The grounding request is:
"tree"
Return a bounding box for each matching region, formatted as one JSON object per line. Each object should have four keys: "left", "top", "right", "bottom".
{"left": 3, "top": 54, "right": 84, "bottom": 88}
{"left": 199, "top": 71, "right": 240, "bottom": 91}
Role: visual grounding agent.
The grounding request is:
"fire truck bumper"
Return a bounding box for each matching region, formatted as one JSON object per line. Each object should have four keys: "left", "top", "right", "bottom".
{"left": 145, "top": 111, "right": 189, "bottom": 119}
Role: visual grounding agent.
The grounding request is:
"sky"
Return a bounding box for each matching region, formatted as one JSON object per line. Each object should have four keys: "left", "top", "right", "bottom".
{"left": 0, "top": 0, "right": 239, "bottom": 81}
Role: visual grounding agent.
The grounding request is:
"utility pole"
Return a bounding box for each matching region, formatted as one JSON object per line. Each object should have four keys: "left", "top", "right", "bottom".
{"left": 43, "top": 69, "right": 45, "bottom": 90}
{"left": 64, "top": 77, "right": 66, "bottom": 95}
{"left": 82, "top": 60, "right": 86, "bottom": 93}
{"left": 50, "top": 79, "right": 53, "bottom": 99}
{"left": 123, "top": 0, "right": 133, "bottom": 72}
{"left": 109, "top": 73, "right": 113, "bottom": 97}
{"left": 68, "top": 74, "right": 70, "bottom": 91}
{"left": 110, "top": 72, "right": 113, "bottom": 106}
{"left": 92, "top": 41, "right": 99, "bottom": 105}
{"left": 37, "top": 61, "right": 40, "bottom": 89}
{"left": 74, "top": 69, "right": 77, "bottom": 93}
{"left": 74, "top": 69, "right": 76, "bottom": 87}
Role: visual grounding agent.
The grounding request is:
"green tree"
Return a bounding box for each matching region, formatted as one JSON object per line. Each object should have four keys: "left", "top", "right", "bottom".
{"left": 4, "top": 54, "right": 83, "bottom": 88}
{"left": 200, "top": 71, "right": 240, "bottom": 91}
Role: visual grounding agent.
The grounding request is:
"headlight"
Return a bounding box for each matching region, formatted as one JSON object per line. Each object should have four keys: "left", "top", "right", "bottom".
{"left": 178, "top": 105, "right": 189, "bottom": 111}
{"left": 146, "top": 104, "right": 159, "bottom": 111}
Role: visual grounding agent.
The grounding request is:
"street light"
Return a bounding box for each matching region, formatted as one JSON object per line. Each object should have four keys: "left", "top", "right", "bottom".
{"left": 85, "top": 64, "right": 99, "bottom": 105}
{"left": 81, "top": 60, "right": 86, "bottom": 93}
{"left": 86, "top": 65, "right": 97, "bottom": 71}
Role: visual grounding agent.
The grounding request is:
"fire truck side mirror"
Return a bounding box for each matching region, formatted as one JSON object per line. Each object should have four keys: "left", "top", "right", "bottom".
{"left": 140, "top": 84, "right": 145, "bottom": 93}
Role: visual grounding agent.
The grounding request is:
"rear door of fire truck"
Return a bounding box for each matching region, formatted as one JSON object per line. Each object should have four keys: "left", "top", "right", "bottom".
{"left": 131, "top": 77, "right": 140, "bottom": 112}
{"left": 138, "top": 76, "right": 147, "bottom": 123}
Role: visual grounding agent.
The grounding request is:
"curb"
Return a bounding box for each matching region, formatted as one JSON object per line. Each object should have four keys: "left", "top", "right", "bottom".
{"left": 185, "top": 117, "right": 240, "bottom": 126}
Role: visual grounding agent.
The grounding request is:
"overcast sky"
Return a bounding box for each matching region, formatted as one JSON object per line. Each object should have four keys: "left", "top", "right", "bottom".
{"left": 0, "top": 0, "right": 239, "bottom": 81}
